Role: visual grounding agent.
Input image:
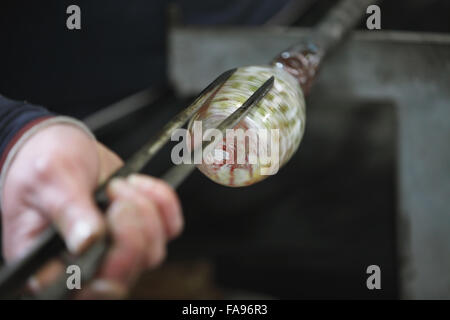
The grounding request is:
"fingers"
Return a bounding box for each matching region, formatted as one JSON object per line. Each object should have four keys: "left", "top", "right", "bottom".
{"left": 127, "top": 174, "right": 183, "bottom": 239}
{"left": 107, "top": 179, "right": 167, "bottom": 268}
{"left": 38, "top": 189, "right": 106, "bottom": 255}
{"left": 77, "top": 201, "right": 146, "bottom": 299}
{"left": 49, "top": 141, "right": 122, "bottom": 254}
{"left": 78, "top": 176, "right": 183, "bottom": 299}
{"left": 78, "top": 201, "right": 149, "bottom": 299}
{"left": 1, "top": 208, "right": 49, "bottom": 262}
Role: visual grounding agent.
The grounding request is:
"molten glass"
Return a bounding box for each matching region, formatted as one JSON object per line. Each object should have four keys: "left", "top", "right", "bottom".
{"left": 187, "top": 65, "right": 306, "bottom": 187}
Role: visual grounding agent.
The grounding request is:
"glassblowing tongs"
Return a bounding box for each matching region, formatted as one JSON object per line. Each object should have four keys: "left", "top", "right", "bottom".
{"left": 0, "top": 68, "right": 274, "bottom": 299}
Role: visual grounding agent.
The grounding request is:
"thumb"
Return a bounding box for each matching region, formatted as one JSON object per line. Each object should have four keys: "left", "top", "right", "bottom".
{"left": 52, "top": 141, "right": 121, "bottom": 253}
{"left": 41, "top": 189, "right": 106, "bottom": 255}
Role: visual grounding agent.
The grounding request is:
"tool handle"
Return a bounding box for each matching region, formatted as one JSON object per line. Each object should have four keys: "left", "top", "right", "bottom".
{"left": 315, "top": 0, "right": 377, "bottom": 53}
{"left": 272, "top": 0, "right": 378, "bottom": 94}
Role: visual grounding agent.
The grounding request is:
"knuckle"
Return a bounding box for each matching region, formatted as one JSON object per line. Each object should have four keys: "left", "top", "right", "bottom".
{"left": 30, "top": 154, "right": 55, "bottom": 182}
{"left": 44, "top": 192, "right": 76, "bottom": 218}
{"left": 30, "top": 151, "right": 73, "bottom": 183}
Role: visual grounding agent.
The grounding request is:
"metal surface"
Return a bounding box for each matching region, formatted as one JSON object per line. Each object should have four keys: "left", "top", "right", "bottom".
{"left": 169, "top": 27, "right": 450, "bottom": 299}
{"left": 272, "top": 0, "right": 380, "bottom": 94}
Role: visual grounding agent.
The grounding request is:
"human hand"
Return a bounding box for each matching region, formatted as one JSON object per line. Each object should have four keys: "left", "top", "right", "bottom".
{"left": 1, "top": 123, "right": 183, "bottom": 298}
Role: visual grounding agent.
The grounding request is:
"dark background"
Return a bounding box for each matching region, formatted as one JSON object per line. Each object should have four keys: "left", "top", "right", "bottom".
{"left": 0, "top": 0, "right": 449, "bottom": 116}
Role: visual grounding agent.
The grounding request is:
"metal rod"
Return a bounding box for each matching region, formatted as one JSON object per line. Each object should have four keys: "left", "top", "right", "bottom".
{"left": 83, "top": 87, "right": 165, "bottom": 132}
{"left": 314, "top": 0, "right": 377, "bottom": 53}
{"left": 272, "top": 0, "right": 379, "bottom": 94}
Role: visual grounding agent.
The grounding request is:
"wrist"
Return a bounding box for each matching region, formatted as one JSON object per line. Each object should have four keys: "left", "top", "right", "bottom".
{"left": 0, "top": 116, "right": 96, "bottom": 211}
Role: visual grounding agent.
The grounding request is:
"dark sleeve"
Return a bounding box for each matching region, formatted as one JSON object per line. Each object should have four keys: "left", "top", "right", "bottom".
{"left": 0, "top": 95, "right": 55, "bottom": 171}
